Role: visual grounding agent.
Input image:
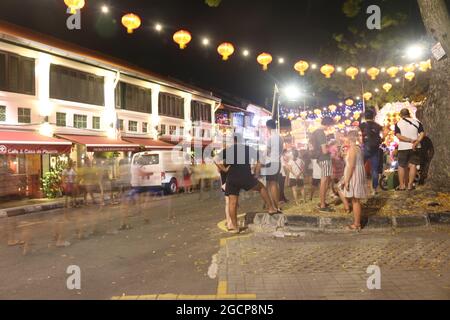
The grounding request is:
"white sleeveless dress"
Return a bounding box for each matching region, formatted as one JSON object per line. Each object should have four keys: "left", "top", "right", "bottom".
{"left": 343, "top": 146, "right": 368, "bottom": 199}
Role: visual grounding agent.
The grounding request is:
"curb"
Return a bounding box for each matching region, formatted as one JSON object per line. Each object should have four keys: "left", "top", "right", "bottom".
{"left": 245, "top": 211, "right": 450, "bottom": 231}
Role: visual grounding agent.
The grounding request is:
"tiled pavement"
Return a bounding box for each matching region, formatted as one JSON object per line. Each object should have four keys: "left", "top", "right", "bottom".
{"left": 217, "top": 229, "right": 450, "bottom": 300}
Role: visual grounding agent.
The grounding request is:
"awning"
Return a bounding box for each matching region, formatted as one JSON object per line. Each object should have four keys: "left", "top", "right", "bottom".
{"left": 122, "top": 137, "right": 174, "bottom": 150}
{"left": 57, "top": 134, "right": 139, "bottom": 152}
{"left": 0, "top": 130, "right": 72, "bottom": 155}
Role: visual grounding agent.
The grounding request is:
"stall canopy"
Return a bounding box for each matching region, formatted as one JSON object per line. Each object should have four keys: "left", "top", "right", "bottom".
{"left": 57, "top": 134, "right": 139, "bottom": 152}
{"left": 122, "top": 137, "right": 174, "bottom": 150}
{"left": 0, "top": 130, "right": 72, "bottom": 154}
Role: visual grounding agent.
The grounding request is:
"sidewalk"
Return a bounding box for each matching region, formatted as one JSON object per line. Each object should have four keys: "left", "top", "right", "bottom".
{"left": 0, "top": 198, "right": 65, "bottom": 218}
{"left": 216, "top": 229, "right": 450, "bottom": 300}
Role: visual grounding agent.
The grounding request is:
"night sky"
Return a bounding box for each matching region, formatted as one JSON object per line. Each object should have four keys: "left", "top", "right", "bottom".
{"left": 0, "top": 0, "right": 431, "bottom": 106}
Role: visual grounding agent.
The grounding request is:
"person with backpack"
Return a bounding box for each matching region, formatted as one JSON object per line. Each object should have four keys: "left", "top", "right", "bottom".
{"left": 394, "top": 108, "right": 426, "bottom": 191}
{"left": 360, "top": 109, "right": 383, "bottom": 195}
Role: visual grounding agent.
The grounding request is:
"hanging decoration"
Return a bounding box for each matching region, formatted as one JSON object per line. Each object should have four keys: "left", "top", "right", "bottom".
{"left": 419, "top": 59, "right": 432, "bottom": 72}
{"left": 405, "top": 71, "right": 416, "bottom": 82}
{"left": 328, "top": 104, "right": 337, "bottom": 112}
{"left": 363, "top": 92, "right": 373, "bottom": 101}
{"left": 217, "top": 42, "right": 235, "bottom": 60}
{"left": 367, "top": 67, "right": 380, "bottom": 80}
{"left": 257, "top": 53, "right": 273, "bottom": 71}
{"left": 345, "top": 119, "right": 352, "bottom": 126}
{"left": 173, "top": 30, "right": 192, "bottom": 49}
{"left": 345, "top": 67, "right": 359, "bottom": 80}
{"left": 404, "top": 64, "right": 416, "bottom": 73}
{"left": 294, "top": 60, "right": 309, "bottom": 76}
{"left": 345, "top": 99, "right": 354, "bottom": 106}
{"left": 320, "top": 64, "right": 335, "bottom": 78}
{"left": 314, "top": 109, "right": 322, "bottom": 116}
{"left": 386, "top": 66, "right": 400, "bottom": 78}
{"left": 64, "top": 0, "right": 85, "bottom": 14}
{"left": 121, "top": 13, "right": 142, "bottom": 34}
{"left": 383, "top": 83, "right": 393, "bottom": 93}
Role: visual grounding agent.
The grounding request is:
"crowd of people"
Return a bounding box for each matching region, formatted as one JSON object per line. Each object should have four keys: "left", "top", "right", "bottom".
{"left": 5, "top": 107, "right": 432, "bottom": 251}
{"left": 214, "top": 107, "right": 431, "bottom": 233}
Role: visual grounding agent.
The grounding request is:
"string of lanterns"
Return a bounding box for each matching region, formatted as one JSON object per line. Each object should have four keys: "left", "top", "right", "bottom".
{"left": 280, "top": 100, "right": 365, "bottom": 130}
{"left": 64, "top": 1, "right": 433, "bottom": 80}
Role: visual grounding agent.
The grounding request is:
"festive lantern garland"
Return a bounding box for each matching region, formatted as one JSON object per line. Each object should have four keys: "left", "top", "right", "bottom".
{"left": 383, "top": 83, "right": 393, "bottom": 93}
{"left": 65, "top": 0, "right": 85, "bottom": 14}
{"left": 257, "top": 53, "right": 273, "bottom": 71}
{"left": 345, "top": 67, "right": 359, "bottom": 80}
{"left": 64, "top": 3, "right": 433, "bottom": 83}
{"left": 367, "top": 67, "right": 380, "bottom": 80}
{"left": 121, "top": 13, "right": 141, "bottom": 34}
{"left": 320, "top": 64, "right": 335, "bottom": 78}
{"left": 294, "top": 60, "right": 309, "bottom": 76}
{"left": 405, "top": 71, "right": 416, "bottom": 82}
{"left": 217, "top": 42, "right": 235, "bottom": 60}
{"left": 173, "top": 30, "right": 192, "bottom": 49}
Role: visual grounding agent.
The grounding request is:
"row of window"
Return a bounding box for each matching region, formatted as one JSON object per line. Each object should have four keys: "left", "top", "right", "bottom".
{"left": 117, "top": 119, "right": 148, "bottom": 133}
{"left": 0, "top": 106, "right": 32, "bottom": 124}
{"left": 0, "top": 50, "right": 213, "bottom": 122}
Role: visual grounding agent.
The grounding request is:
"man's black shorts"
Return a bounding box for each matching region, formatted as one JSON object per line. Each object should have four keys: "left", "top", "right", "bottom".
{"left": 398, "top": 149, "right": 421, "bottom": 168}
{"left": 225, "top": 176, "right": 259, "bottom": 196}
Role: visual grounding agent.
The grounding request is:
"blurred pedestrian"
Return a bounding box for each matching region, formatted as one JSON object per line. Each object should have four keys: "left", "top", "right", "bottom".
{"left": 61, "top": 159, "right": 77, "bottom": 209}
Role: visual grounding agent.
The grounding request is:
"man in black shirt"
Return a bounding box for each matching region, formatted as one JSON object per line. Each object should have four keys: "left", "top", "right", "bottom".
{"left": 360, "top": 109, "right": 383, "bottom": 195}
{"left": 215, "top": 134, "right": 277, "bottom": 233}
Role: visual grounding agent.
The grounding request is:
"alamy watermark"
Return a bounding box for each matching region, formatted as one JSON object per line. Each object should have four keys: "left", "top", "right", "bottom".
{"left": 66, "top": 265, "right": 81, "bottom": 290}
{"left": 366, "top": 265, "right": 381, "bottom": 290}
{"left": 366, "top": 5, "right": 381, "bottom": 30}
{"left": 66, "top": 9, "right": 81, "bottom": 30}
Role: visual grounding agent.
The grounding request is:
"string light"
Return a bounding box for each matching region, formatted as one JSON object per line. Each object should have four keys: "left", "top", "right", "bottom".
{"left": 155, "top": 23, "right": 163, "bottom": 32}
{"left": 202, "top": 38, "right": 210, "bottom": 46}
{"left": 242, "top": 49, "right": 250, "bottom": 57}
{"left": 278, "top": 57, "right": 285, "bottom": 64}
{"left": 311, "top": 64, "right": 317, "bottom": 69}
{"left": 101, "top": 5, "right": 109, "bottom": 14}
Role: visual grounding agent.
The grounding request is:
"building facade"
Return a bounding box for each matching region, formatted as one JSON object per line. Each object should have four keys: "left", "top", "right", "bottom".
{"left": 0, "top": 23, "right": 220, "bottom": 199}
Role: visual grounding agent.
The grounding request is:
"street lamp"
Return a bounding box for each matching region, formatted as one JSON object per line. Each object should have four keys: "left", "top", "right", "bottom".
{"left": 406, "top": 44, "right": 424, "bottom": 60}
{"left": 283, "top": 86, "right": 302, "bottom": 101}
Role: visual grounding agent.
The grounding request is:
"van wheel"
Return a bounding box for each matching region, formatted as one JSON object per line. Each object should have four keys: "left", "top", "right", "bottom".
{"left": 166, "top": 178, "right": 178, "bottom": 195}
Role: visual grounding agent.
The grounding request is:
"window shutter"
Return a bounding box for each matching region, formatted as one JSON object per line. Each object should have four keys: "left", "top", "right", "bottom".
{"left": 0, "top": 52, "right": 7, "bottom": 90}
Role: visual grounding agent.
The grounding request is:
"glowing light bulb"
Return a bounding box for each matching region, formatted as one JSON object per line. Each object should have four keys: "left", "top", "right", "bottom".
{"left": 155, "top": 24, "right": 163, "bottom": 32}
{"left": 101, "top": 5, "right": 109, "bottom": 14}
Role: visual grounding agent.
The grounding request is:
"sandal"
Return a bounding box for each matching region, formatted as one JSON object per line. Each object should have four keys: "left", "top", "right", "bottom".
{"left": 395, "top": 187, "right": 406, "bottom": 191}
{"left": 227, "top": 228, "right": 240, "bottom": 234}
{"left": 346, "top": 224, "right": 361, "bottom": 232}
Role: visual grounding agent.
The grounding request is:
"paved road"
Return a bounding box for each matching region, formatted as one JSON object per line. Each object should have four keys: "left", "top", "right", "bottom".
{"left": 0, "top": 190, "right": 263, "bottom": 299}
{"left": 0, "top": 189, "right": 449, "bottom": 300}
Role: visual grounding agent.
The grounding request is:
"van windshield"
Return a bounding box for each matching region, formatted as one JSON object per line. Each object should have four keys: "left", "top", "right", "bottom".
{"left": 134, "top": 154, "right": 159, "bottom": 166}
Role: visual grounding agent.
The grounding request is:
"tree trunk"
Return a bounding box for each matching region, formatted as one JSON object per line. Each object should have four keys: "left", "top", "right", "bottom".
{"left": 417, "top": 0, "right": 450, "bottom": 190}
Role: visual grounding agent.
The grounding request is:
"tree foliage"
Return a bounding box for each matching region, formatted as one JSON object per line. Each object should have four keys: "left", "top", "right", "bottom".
{"left": 310, "top": 0, "right": 431, "bottom": 108}
{"left": 205, "top": 0, "right": 222, "bottom": 7}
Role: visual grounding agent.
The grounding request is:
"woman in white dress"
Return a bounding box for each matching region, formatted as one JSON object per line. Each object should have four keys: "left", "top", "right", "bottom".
{"left": 339, "top": 130, "right": 368, "bottom": 231}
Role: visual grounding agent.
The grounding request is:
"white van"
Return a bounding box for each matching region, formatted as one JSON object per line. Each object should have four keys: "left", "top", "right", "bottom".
{"left": 130, "top": 150, "right": 190, "bottom": 194}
